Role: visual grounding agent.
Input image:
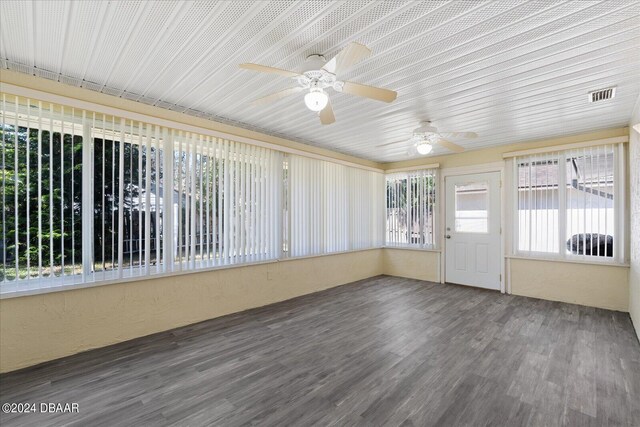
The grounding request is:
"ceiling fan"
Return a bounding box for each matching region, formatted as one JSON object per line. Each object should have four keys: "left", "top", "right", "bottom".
{"left": 377, "top": 121, "right": 477, "bottom": 155}
{"left": 239, "top": 42, "right": 397, "bottom": 125}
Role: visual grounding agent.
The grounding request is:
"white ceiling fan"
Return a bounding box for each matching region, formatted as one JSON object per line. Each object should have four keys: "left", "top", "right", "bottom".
{"left": 377, "top": 121, "right": 477, "bottom": 155}
{"left": 239, "top": 42, "right": 397, "bottom": 125}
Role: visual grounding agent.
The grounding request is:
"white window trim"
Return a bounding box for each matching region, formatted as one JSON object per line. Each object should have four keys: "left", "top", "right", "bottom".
{"left": 502, "top": 136, "right": 628, "bottom": 158}
{"left": 384, "top": 163, "right": 440, "bottom": 173}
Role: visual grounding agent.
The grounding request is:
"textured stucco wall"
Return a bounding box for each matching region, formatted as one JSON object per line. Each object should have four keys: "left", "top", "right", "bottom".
{"left": 383, "top": 248, "right": 440, "bottom": 282}
{"left": 510, "top": 258, "right": 629, "bottom": 312}
{"left": 0, "top": 249, "right": 384, "bottom": 373}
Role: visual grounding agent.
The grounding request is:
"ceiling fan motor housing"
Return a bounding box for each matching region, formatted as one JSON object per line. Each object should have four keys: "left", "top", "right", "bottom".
{"left": 296, "top": 54, "right": 344, "bottom": 92}
{"left": 297, "top": 69, "right": 338, "bottom": 91}
{"left": 414, "top": 121, "right": 439, "bottom": 134}
{"left": 412, "top": 122, "right": 439, "bottom": 143}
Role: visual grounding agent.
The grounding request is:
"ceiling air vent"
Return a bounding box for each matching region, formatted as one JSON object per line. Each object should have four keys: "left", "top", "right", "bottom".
{"left": 588, "top": 87, "right": 616, "bottom": 103}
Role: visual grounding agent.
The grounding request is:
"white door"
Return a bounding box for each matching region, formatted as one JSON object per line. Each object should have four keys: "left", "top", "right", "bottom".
{"left": 445, "top": 172, "right": 501, "bottom": 290}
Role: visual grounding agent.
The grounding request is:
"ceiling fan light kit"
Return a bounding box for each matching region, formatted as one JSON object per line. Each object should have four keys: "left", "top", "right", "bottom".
{"left": 416, "top": 142, "right": 433, "bottom": 155}
{"left": 304, "top": 87, "right": 329, "bottom": 112}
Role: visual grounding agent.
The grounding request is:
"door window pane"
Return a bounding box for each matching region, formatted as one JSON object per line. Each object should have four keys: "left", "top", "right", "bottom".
{"left": 455, "top": 182, "right": 488, "bottom": 233}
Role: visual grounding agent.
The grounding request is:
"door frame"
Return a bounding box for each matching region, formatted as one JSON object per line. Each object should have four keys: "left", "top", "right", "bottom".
{"left": 439, "top": 162, "right": 506, "bottom": 294}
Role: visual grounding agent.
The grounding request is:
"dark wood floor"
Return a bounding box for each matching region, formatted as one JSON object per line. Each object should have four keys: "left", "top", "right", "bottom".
{"left": 1, "top": 276, "right": 639, "bottom": 426}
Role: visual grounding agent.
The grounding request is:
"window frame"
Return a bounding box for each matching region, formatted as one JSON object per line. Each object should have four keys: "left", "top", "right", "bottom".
{"left": 384, "top": 167, "right": 439, "bottom": 250}
{"left": 508, "top": 140, "right": 627, "bottom": 265}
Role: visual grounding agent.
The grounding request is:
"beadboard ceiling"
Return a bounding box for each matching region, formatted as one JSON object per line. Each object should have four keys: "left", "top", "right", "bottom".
{"left": 1, "top": 0, "right": 639, "bottom": 162}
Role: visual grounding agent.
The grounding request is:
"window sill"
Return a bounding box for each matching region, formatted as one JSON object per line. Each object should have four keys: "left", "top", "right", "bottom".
{"left": 0, "top": 247, "right": 384, "bottom": 300}
{"left": 506, "top": 255, "right": 629, "bottom": 268}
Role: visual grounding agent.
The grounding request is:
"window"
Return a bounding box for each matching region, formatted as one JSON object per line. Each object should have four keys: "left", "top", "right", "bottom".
{"left": 0, "top": 93, "right": 384, "bottom": 293}
{"left": 91, "top": 121, "right": 168, "bottom": 279}
{"left": 288, "top": 155, "right": 383, "bottom": 257}
{"left": 514, "top": 143, "right": 623, "bottom": 261}
{"left": 385, "top": 169, "right": 437, "bottom": 248}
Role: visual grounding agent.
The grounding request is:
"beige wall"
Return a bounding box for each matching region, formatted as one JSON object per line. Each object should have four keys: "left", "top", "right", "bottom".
{"left": 629, "top": 97, "right": 640, "bottom": 340}
{"left": 0, "top": 249, "right": 384, "bottom": 373}
{"left": 383, "top": 248, "right": 440, "bottom": 282}
{"left": 509, "top": 258, "right": 629, "bottom": 312}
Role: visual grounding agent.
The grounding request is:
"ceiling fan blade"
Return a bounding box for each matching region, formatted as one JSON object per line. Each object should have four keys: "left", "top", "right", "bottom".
{"left": 319, "top": 98, "right": 336, "bottom": 125}
{"left": 250, "top": 87, "right": 303, "bottom": 106}
{"left": 340, "top": 81, "right": 397, "bottom": 103}
{"left": 437, "top": 138, "right": 465, "bottom": 153}
{"left": 375, "top": 139, "right": 408, "bottom": 148}
{"left": 323, "top": 42, "right": 371, "bottom": 75}
{"left": 438, "top": 131, "right": 478, "bottom": 139}
{"left": 239, "top": 63, "right": 300, "bottom": 78}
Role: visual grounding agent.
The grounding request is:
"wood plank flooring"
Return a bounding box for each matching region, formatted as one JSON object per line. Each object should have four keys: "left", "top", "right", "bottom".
{"left": 1, "top": 275, "right": 639, "bottom": 426}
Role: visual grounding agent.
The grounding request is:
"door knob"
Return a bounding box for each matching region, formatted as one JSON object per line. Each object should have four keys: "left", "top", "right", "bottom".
{"left": 445, "top": 235, "right": 451, "bottom": 239}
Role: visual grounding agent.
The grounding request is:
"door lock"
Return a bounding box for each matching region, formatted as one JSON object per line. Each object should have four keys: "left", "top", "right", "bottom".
{"left": 445, "top": 235, "right": 451, "bottom": 239}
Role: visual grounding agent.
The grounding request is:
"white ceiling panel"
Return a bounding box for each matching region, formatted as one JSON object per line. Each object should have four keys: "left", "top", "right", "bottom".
{"left": 1, "top": 0, "right": 638, "bottom": 162}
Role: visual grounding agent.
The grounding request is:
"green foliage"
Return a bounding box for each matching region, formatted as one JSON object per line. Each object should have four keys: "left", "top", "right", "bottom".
{"left": 0, "top": 123, "right": 268, "bottom": 281}
{"left": 1, "top": 125, "right": 82, "bottom": 280}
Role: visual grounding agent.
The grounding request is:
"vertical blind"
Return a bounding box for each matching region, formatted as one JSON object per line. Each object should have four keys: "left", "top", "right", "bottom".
{"left": 288, "top": 155, "right": 383, "bottom": 257}
{"left": 515, "top": 151, "right": 561, "bottom": 254}
{"left": 0, "top": 94, "right": 387, "bottom": 291}
{"left": 169, "top": 134, "right": 284, "bottom": 270}
{"left": 385, "top": 169, "right": 437, "bottom": 248}
{"left": 514, "top": 143, "right": 622, "bottom": 260}
{"left": 0, "top": 95, "right": 83, "bottom": 283}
